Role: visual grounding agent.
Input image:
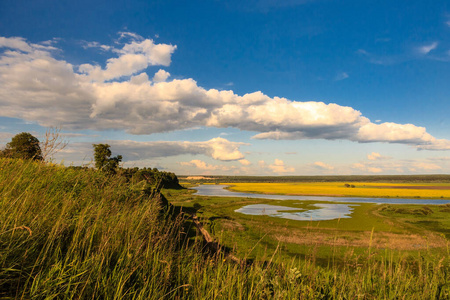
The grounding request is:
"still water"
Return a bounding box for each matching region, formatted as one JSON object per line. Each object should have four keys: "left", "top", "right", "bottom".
{"left": 192, "top": 184, "right": 450, "bottom": 221}
{"left": 234, "top": 203, "right": 358, "bottom": 221}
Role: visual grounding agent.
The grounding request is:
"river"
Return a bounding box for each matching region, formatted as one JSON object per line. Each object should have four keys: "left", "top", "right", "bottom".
{"left": 191, "top": 184, "right": 450, "bottom": 221}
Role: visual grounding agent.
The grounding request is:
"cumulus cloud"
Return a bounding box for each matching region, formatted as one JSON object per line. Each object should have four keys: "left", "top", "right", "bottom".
{"left": 110, "top": 137, "right": 246, "bottom": 161}
{"left": 152, "top": 69, "right": 170, "bottom": 82}
{"left": 54, "top": 137, "right": 246, "bottom": 164}
{"left": 239, "top": 159, "right": 252, "bottom": 166}
{"left": 78, "top": 39, "right": 176, "bottom": 82}
{"left": 312, "top": 161, "right": 334, "bottom": 170}
{"left": 351, "top": 163, "right": 383, "bottom": 173}
{"left": 268, "top": 159, "right": 295, "bottom": 173}
{"left": 1, "top": 35, "right": 450, "bottom": 150}
{"left": 367, "top": 152, "right": 390, "bottom": 161}
{"left": 180, "top": 159, "right": 236, "bottom": 171}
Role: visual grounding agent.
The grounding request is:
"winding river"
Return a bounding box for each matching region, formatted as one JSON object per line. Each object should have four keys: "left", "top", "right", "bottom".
{"left": 192, "top": 184, "right": 450, "bottom": 221}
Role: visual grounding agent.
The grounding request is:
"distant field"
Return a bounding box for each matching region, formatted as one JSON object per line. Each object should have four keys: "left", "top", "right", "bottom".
{"left": 225, "top": 182, "right": 450, "bottom": 199}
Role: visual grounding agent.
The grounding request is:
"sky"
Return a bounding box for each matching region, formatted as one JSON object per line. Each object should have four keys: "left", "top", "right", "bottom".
{"left": 0, "top": 0, "right": 450, "bottom": 175}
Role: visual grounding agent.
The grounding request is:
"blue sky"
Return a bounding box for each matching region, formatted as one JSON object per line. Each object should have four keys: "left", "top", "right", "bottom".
{"left": 1, "top": 0, "right": 450, "bottom": 175}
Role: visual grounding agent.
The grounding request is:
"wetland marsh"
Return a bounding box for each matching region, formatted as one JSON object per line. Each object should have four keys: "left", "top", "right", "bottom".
{"left": 172, "top": 181, "right": 450, "bottom": 262}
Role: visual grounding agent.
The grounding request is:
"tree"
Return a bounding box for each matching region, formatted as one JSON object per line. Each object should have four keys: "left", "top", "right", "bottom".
{"left": 93, "top": 144, "right": 122, "bottom": 174}
{"left": 40, "top": 126, "right": 68, "bottom": 162}
{"left": 2, "top": 132, "right": 43, "bottom": 160}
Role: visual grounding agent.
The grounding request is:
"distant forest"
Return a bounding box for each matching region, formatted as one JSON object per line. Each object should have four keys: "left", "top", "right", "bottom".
{"left": 180, "top": 174, "right": 450, "bottom": 183}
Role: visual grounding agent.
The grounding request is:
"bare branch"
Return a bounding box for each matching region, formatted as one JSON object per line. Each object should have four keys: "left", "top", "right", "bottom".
{"left": 40, "top": 126, "right": 68, "bottom": 162}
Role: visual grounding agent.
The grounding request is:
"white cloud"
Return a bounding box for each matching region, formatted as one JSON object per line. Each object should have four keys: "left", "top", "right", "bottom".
{"left": 416, "top": 139, "right": 450, "bottom": 150}
{"left": 312, "top": 161, "right": 334, "bottom": 170}
{"left": 54, "top": 137, "right": 246, "bottom": 164}
{"left": 0, "top": 36, "right": 57, "bottom": 53}
{"left": 239, "top": 159, "right": 251, "bottom": 166}
{"left": 81, "top": 41, "right": 111, "bottom": 51}
{"left": 152, "top": 69, "right": 170, "bottom": 82}
{"left": 268, "top": 159, "right": 295, "bottom": 173}
{"left": 367, "top": 152, "right": 390, "bottom": 161}
{"left": 351, "top": 162, "right": 383, "bottom": 173}
{"left": 367, "top": 152, "right": 381, "bottom": 160}
{"left": 356, "top": 122, "right": 448, "bottom": 149}
{"left": 409, "top": 162, "right": 441, "bottom": 171}
{"left": 1, "top": 35, "right": 450, "bottom": 150}
{"left": 417, "top": 42, "right": 438, "bottom": 55}
{"left": 110, "top": 137, "right": 246, "bottom": 161}
{"left": 79, "top": 38, "right": 176, "bottom": 82}
{"left": 180, "top": 159, "right": 236, "bottom": 171}
{"left": 334, "top": 72, "right": 349, "bottom": 81}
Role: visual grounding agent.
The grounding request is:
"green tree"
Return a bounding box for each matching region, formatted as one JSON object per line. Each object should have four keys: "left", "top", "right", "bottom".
{"left": 93, "top": 144, "right": 122, "bottom": 174}
{"left": 2, "top": 132, "right": 43, "bottom": 160}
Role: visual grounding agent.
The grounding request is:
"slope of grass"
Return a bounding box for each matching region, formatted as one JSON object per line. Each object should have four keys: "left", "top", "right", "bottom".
{"left": 1, "top": 158, "right": 449, "bottom": 299}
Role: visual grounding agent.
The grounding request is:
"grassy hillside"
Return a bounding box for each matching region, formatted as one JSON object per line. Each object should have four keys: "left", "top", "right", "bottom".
{"left": 1, "top": 158, "right": 449, "bottom": 299}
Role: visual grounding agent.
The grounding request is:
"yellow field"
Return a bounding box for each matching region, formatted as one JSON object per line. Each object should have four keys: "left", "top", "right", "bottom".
{"left": 225, "top": 182, "right": 450, "bottom": 199}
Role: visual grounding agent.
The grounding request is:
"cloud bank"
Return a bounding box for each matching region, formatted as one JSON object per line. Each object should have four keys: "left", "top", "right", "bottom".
{"left": 1, "top": 35, "right": 449, "bottom": 150}
{"left": 58, "top": 137, "right": 246, "bottom": 163}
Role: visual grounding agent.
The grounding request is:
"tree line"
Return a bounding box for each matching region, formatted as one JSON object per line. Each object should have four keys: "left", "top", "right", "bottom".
{"left": 1, "top": 132, "right": 181, "bottom": 189}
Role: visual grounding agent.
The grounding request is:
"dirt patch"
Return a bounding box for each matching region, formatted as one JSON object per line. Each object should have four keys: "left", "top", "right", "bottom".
{"left": 273, "top": 228, "right": 447, "bottom": 250}
{"left": 220, "top": 220, "right": 245, "bottom": 231}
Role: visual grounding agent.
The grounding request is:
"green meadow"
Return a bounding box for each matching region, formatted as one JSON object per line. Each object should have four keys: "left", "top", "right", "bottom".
{"left": 170, "top": 186, "right": 450, "bottom": 261}
{"left": 1, "top": 159, "right": 449, "bottom": 299}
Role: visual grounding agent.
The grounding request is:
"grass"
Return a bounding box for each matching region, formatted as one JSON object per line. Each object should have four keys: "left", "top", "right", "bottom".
{"left": 226, "top": 182, "right": 450, "bottom": 199}
{"left": 1, "top": 158, "right": 450, "bottom": 298}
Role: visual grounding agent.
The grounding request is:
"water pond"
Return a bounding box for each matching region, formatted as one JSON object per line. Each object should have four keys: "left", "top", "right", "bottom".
{"left": 192, "top": 184, "right": 450, "bottom": 221}
{"left": 235, "top": 203, "right": 358, "bottom": 221}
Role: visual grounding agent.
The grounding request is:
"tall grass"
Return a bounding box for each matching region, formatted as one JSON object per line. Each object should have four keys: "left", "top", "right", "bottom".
{"left": 1, "top": 158, "right": 449, "bottom": 299}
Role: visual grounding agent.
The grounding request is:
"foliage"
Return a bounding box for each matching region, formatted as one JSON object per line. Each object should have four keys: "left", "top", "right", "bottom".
{"left": 120, "top": 166, "right": 182, "bottom": 189}
{"left": 1, "top": 132, "right": 43, "bottom": 161}
{"left": 93, "top": 143, "right": 122, "bottom": 174}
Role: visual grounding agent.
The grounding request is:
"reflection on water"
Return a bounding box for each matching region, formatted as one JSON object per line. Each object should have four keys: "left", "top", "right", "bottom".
{"left": 192, "top": 184, "right": 450, "bottom": 205}
{"left": 235, "top": 203, "right": 358, "bottom": 221}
